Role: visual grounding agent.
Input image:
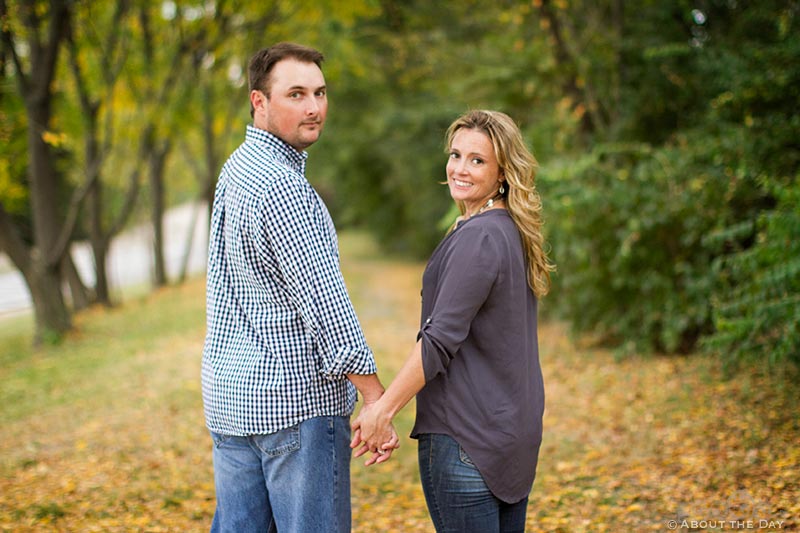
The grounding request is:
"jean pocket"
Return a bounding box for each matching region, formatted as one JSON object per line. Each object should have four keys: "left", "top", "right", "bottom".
{"left": 209, "top": 430, "right": 231, "bottom": 448}
{"left": 458, "top": 444, "right": 476, "bottom": 467}
{"left": 256, "top": 424, "right": 301, "bottom": 457}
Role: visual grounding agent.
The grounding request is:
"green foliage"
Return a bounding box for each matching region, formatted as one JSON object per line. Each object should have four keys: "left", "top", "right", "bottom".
{"left": 314, "top": 99, "right": 458, "bottom": 257}
{"left": 0, "top": 89, "right": 28, "bottom": 216}
{"left": 542, "top": 140, "right": 723, "bottom": 354}
{"left": 536, "top": 1, "right": 800, "bottom": 367}
{"left": 704, "top": 180, "right": 800, "bottom": 369}
{"left": 311, "top": 0, "right": 493, "bottom": 257}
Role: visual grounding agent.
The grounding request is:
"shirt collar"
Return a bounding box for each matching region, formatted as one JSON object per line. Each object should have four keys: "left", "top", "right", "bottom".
{"left": 245, "top": 125, "right": 308, "bottom": 172}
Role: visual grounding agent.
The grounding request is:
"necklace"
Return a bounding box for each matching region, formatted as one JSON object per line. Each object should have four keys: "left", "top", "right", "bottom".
{"left": 472, "top": 192, "right": 504, "bottom": 217}
{"left": 478, "top": 197, "right": 496, "bottom": 214}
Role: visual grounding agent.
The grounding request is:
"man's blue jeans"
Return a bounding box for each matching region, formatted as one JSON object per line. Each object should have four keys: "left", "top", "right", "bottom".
{"left": 418, "top": 433, "right": 529, "bottom": 533}
{"left": 209, "top": 416, "right": 351, "bottom": 533}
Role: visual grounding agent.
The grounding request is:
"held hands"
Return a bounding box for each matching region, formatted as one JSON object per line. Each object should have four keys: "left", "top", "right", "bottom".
{"left": 350, "top": 400, "right": 399, "bottom": 466}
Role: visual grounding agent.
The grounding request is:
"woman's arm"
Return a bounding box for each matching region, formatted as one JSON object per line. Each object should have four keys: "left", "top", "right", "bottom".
{"left": 350, "top": 339, "right": 426, "bottom": 465}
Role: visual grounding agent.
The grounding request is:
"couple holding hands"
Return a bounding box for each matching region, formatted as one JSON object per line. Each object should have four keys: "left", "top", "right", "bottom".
{"left": 201, "top": 42, "right": 553, "bottom": 533}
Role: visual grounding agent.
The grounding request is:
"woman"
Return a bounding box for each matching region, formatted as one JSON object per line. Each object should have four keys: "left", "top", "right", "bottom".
{"left": 351, "top": 110, "right": 554, "bottom": 532}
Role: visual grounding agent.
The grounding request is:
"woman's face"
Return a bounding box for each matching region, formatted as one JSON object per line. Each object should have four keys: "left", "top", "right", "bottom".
{"left": 446, "top": 128, "right": 503, "bottom": 214}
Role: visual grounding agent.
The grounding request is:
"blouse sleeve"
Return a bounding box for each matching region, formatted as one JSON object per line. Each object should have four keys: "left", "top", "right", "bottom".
{"left": 418, "top": 224, "right": 499, "bottom": 381}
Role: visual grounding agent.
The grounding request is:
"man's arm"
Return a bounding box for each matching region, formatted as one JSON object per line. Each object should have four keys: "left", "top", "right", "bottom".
{"left": 346, "top": 373, "right": 385, "bottom": 404}
{"left": 259, "top": 177, "right": 377, "bottom": 377}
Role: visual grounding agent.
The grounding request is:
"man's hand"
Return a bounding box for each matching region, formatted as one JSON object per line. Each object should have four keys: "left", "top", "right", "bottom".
{"left": 350, "top": 401, "right": 399, "bottom": 466}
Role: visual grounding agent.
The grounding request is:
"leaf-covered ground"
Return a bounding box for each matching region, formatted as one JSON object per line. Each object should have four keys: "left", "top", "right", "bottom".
{"left": 1, "top": 234, "right": 797, "bottom": 532}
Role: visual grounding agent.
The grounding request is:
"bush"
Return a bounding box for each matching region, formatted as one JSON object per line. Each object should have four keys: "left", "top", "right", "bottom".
{"left": 542, "top": 142, "right": 714, "bottom": 354}
{"left": 703, "top": 179, "right": 800, "bottom": 370}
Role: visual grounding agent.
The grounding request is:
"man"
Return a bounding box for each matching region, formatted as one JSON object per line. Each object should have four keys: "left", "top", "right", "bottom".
{"left": 201, "top": 42, "right": 397, "bottom": 533}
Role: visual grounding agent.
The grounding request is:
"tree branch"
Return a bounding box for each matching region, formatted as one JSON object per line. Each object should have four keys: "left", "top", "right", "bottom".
{"left": 66, "top": 18, "right": 97, "bottom": 122}
{"left": 46, "top": 166, "right": 101, "bottom": 267}
{"left": 0, "top": 0, "right": 30, "bottom": 94}
{"left": 33, "top": 0, "right": 70, "bottom": 105}
{"left": 537, "top": 0, "right": 606, "bottom": 135}
{"left": 0, "top": 202, "right": 32, "bottom": 276}
{"left": 104, "top": 145, "right": 145, "bottom": 243}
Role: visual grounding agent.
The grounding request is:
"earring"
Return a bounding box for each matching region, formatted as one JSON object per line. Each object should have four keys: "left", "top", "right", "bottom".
{"left": 499, "top": 183, "right": 506, "bottom": 194}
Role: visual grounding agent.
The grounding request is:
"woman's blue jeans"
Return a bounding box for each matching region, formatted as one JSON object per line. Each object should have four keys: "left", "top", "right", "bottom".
{"left": 209, "top": 416, "right": 351, "bottom": 533}
{"left": 418, "top": 433, "right": 529, "bottom": 533}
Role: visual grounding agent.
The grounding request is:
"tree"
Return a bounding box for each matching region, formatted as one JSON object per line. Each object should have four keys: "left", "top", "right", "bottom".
{"left": 0, "top": 0, "right": 74, "bottom": 342}
{"left": 64, "top": 0, "right": 140, "bottom": 306}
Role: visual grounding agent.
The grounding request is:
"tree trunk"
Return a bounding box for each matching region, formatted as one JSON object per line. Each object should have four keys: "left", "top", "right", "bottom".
{"left": 27, "top": 104, "right": 73, "bottom": 340}
{"left": 177, "top": 200, "right": 202, "bottom": 283}
{"left": 1, "top": 0, "right": 74, "bottom": 341}
{"left": 611, "top": 0, "right": 624, "bottom": 134}
{"left": 87, "top": 177, "right": 112, "bottom": 306}
{"left": 203, "top": 83, "right": 219, "bottom": 225}
{"left": 61, "top": 252, "right": 91, "bottom": 311}
{"left": 148, "top": 140, "right": 171, "bottom": 287}
{"left": 537, "top": 0, "right": 598, "bottom": 137}
{"left": 66, "top": 2, "right": 131, "bottom": 308}
{"left": 28, "top": 260, "right": 71, "bottom": 343}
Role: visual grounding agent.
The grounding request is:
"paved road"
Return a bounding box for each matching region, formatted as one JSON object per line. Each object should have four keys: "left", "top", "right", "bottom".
{"left": 0, "top": 202, "right": 209, "bottom": 317}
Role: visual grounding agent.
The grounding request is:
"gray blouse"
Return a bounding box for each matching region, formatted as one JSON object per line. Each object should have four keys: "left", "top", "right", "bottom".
{"left": 410, "top": 209, "right": 545, "bottom": 503}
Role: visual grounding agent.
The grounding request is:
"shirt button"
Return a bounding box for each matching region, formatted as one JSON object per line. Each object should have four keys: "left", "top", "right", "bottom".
{"left": 425, "top": 317, "right": 431, "bottom": 324}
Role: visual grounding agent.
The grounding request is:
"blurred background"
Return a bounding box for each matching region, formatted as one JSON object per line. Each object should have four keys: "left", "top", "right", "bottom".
{"left": 1, "top": 0, "right": 798, "bottom": 369}
{"left": 2, "top": 2, "right": 799, "bottom": 531}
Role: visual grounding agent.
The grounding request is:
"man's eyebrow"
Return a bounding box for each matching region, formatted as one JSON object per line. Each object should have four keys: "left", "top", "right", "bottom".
{"left": 286, "top": 85, "right": 327, "bottom": 92}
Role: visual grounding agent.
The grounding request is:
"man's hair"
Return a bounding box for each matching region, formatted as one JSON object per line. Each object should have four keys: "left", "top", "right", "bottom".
{"left": 248, "top": 42, "right": 324, "bottom": 117}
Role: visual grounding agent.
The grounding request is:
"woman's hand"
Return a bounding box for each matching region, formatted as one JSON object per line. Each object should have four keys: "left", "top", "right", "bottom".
{"left": 350, "top": 340, "right": 426, "bottom": 465}
{"left": 350, "top": 400, "right": 399, "bottom": 466}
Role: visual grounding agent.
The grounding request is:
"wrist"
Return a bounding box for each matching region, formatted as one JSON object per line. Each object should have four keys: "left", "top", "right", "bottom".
{"left": 375, "top": 394, "right": 401, "bottom": 421}
{"left": 348, "top": 373, "right": 385, "bottom": 404}
{"left": 361, "top": 387, "right": 385, "bottom": 405}
{"left": 370, "top": 397, "right": 395, "bottom": 426}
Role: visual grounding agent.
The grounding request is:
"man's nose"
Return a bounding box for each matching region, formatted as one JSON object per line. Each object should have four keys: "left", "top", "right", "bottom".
{"left": 306, "top": 98, "right": 320, "bottom": 115}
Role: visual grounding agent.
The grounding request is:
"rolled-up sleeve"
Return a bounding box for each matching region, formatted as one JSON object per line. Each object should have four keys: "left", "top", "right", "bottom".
{"left": 419, "top": 225, "right": 499, "bottom": 381}
{"left": 259, "top": 175, "right": 376, "bottom": 378}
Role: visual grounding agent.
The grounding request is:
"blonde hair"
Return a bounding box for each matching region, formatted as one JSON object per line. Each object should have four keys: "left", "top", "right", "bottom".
{"left": 445, "top": 110, "right": 555, "bottom": 297}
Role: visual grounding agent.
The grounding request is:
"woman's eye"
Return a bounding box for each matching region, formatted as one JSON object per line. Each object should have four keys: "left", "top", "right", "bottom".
{"left": 471, "top": 158, "right": 484, "bottom": 165}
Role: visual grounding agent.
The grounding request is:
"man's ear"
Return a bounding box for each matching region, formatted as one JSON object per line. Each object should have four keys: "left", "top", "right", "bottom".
{"left": 251, "top": 90, "right": 267, "bottom": 115}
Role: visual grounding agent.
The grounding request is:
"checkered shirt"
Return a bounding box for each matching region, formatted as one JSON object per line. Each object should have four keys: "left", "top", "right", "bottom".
{"left": 201, "top": 126, "right": 377, "bottom": 436}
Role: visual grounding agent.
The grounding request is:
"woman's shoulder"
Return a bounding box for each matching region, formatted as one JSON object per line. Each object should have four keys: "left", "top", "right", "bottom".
{"left": 457, "top": 209, "right": 514, "bottom": 236}
{"left": 447, "top": 211, "right": 514, "bottom": 256}
{"left": 454, "top": 210, "right": 522, "bottom": 258}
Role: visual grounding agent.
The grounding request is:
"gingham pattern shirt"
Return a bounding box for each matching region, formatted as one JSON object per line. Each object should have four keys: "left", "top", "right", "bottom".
{"left": 201, "top": 126, "right": 376, "bottom": 436}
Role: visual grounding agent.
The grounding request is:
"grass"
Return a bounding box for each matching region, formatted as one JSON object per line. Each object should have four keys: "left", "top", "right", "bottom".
{"left": 0, "top": 231, "right": 798, "bottom": 532}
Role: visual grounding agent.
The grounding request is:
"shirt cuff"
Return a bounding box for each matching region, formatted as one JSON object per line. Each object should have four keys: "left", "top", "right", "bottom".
{"left": 419, "top": 321, "right": 453, "bottom": 382}
{"left": 321, "top": 345, "right": 378, "bottom": 378}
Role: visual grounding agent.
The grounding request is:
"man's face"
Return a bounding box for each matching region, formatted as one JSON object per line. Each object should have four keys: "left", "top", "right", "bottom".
{"left": 251, "top": 58, "right": 327, "bottom": 151}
